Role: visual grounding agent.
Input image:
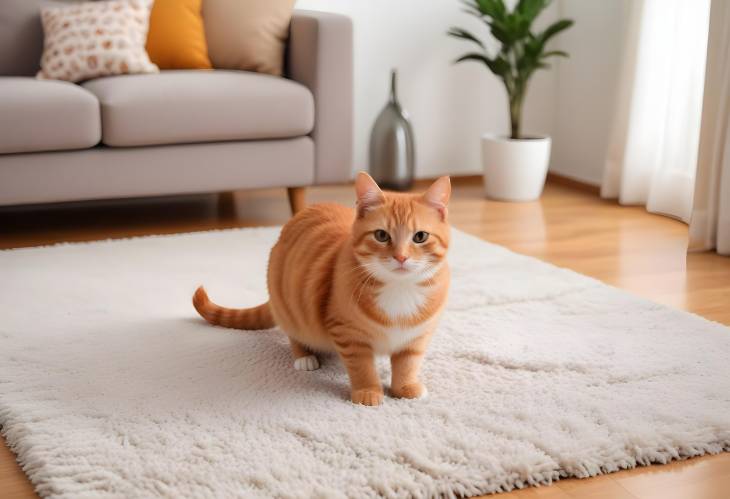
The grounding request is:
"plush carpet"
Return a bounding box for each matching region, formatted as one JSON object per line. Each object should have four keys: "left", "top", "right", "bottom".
{"left": 1, "top": 227, "right": 729, "bottom": 499}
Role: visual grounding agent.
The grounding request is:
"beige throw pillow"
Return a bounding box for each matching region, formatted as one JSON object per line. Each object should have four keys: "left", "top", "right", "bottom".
{"left": 37, "top": 0, "right": 158, "bottom": 83}
{"left": 202, "top": 0, "right": 296, "bottom": 76}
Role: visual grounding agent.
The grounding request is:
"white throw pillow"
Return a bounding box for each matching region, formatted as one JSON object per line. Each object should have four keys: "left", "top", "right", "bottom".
{"left": 37, "top": 0, "right": 158, "bottom": 82}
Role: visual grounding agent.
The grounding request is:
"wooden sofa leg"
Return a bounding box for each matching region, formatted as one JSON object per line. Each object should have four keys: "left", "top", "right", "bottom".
{"left": 287, "top": 187, "right": 306, "bottom": 215}
{"left": 218, "top": 191, "right": 236, "bottom": 218}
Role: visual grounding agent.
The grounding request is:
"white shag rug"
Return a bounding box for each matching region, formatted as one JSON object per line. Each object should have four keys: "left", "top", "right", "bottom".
{"left": 1, "top": 227, "right": 729, "bottom": 499}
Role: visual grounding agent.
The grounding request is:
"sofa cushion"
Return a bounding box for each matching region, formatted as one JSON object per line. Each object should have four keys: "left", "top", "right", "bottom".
{"left": 82, "top": 70, "right": 315, "bottom": 147}
{"left": 0, "top": 77, "right": 101, "bottom": 154}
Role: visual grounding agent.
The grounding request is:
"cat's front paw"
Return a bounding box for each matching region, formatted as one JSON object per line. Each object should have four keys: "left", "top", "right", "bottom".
{"left": 351, "top": 388, "right": 384, "bottom": 406}
{"left": 293, "top": 355, "right": 320, "bottom": 371}
{"left": 391, "top": 382, "right": 428, "bottom": 399}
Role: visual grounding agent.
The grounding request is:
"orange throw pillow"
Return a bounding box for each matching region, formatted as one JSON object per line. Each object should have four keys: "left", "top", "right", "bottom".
{"left": 146, "top": 0, "right": 212, "bottom": 70}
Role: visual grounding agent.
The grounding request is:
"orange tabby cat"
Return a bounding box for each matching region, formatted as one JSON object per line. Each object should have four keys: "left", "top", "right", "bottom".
{"left": 193, "top": 172, "right": 451, "bottom": 406}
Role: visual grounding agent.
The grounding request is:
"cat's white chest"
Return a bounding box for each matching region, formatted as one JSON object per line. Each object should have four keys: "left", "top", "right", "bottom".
{"left": 373, "top": 281, "right": 431, "bottom": 354}
{"left": 375, "top": 281, "right": 427, "bottom": 319}
{"left": 373, "top": 323, "right": 430, "bottom": 354}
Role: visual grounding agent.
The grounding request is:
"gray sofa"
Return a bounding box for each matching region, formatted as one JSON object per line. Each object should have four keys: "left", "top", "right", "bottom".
{"left": 0, "top": 5, "right": 353, "bottom": 213}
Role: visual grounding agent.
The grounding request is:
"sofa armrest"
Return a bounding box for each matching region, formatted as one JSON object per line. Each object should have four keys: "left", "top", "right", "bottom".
{"left": 286, "top": 10, "right": 353, "bottom": 184}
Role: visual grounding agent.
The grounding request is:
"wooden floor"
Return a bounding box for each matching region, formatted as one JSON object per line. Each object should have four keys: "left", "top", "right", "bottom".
{"left": 1, "top": 177, "right": 729, "bottom": 498}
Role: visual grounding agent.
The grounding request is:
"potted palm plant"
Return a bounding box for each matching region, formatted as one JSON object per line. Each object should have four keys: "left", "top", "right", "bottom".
{"left": 449, "top": 0, "right": 573, "bottom": 201}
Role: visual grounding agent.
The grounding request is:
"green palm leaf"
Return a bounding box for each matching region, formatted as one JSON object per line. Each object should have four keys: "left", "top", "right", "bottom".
{"left": 454, "top": 52, "right": 510, "bottom": 78}
{"left": 539, "top": 19, "right": 574, "bottom": 45}
{"left": 447, "top": 28, "right": 485, "bottom": 49}
{"left": 541, "top": 50, "right": 568, "bottom": 59}
{"left": 516, "top": 0, "right": 549, "bottom": 23}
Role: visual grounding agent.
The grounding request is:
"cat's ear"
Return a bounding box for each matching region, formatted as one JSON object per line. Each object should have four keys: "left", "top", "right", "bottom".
{"left": 423, "top": 176, "right": 451, "bottom": 220}
{"left": 355, "top": 171, "right": 384, "bottom": 217}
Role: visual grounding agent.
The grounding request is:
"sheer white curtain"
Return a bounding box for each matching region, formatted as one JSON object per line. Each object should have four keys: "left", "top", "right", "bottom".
{"left": 601, "top": 0, "right": 711, "bottom": 222}
{"left": 689, "top": 0, "right": 730, "bottom": 255}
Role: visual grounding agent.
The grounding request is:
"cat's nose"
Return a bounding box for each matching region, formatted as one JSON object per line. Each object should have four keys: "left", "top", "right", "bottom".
{"left": 394, "top": 254, "right": 408, "bottom": 264}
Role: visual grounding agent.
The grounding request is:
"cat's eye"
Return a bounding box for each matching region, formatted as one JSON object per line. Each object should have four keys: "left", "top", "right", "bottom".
{"left": 373, "top": 229, "right": 390, "bottom": 243}
{"left": 413, "top": 231, "right": 429, "bottom": 243}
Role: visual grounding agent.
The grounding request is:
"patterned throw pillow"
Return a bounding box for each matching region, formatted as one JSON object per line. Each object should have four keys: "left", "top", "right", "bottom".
{"left": 37, "top": 0, "right": 158, "bottom": 82}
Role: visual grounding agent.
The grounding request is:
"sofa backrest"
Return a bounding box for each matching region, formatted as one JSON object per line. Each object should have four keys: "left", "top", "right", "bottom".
{"left": 0, "top": 0, "right": 81, "bottom": 76}
{"left": 0, "top": 0, "right": 46, "bottom": 76}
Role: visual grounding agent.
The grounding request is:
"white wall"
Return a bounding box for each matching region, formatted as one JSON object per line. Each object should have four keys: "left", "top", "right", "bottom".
{"left": 295, "top": 0, "right": 559, "bottom": 178}
{"left": 295, "top": 0, "right": 628, "bottom": 184}
{"left": 550, "top": 0, "right": 629, "bottom": 185}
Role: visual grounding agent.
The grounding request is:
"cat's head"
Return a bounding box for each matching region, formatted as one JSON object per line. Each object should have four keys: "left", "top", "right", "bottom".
{"left": 351, "top": 172, "right": 451, "bottom": 282}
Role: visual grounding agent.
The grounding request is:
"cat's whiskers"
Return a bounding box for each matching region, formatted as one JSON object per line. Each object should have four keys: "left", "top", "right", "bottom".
{"left": 347, "top": 261, "right": 378, "bottom": 309}
{"left": 415, "top": 258, "right": 443, "bottom": 286}
{"left": 354, "top": 271, "right": 378, "bottom": 308}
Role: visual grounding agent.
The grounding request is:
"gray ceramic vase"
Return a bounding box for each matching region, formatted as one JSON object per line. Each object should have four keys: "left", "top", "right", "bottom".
{"left": 369, "top": 69, "right": 415, "bottom": 191}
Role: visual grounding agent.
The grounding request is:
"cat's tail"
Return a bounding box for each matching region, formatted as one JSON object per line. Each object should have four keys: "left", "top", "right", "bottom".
{"left": 192, "top": 286, "right": 275, "bottom": 330}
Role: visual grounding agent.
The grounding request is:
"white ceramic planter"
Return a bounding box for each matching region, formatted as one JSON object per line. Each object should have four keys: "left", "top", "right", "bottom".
{"left": 481, "top": 134, "right": 552, "bottom": 201}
